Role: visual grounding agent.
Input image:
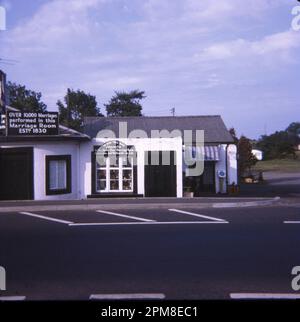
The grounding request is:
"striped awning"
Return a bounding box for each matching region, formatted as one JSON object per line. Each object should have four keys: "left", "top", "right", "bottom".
{"left": 184, "top": 145, "right": 220, "bottom": 161}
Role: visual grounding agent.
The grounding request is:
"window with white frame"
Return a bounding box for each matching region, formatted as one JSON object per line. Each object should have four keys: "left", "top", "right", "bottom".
{"left": 96, "top": 154, "right": 133, "bottom": 192}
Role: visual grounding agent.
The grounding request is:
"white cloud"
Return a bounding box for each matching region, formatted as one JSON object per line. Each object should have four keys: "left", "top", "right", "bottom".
{"left": 196, "top": 30, "right": 300, "bottom": 63}
{"left": 184, "top": 0, "right": 287, "bottom": 20}
{"left": 0, "top": 0, "right": 298, "bottom": 138}
{"left": 2, "top": 0, "right": 107, "bottom": 55}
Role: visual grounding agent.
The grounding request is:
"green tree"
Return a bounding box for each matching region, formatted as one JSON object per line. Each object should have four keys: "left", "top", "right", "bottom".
{"left": 228, "top": 129, "right": 257, "bottom": 177}
{"left": 286, "top": 122, "right": 300, "bottom": 137}
{"left": 57, "top": 88, "right": 103, "bottom": 131}
{"left": 7, "top": 82, "right": 47, "bottom": 112}
{"left": 105, "top": 90, "right": 145, "bottom": 117}
{"left": 286, "top": 122, "right": 300, "bottom": 146}
{"left": 257, "top": 131, "right": 296, "bottom": 160}
{"left": 237, "top": 135, "right": 257, "bottom": 177}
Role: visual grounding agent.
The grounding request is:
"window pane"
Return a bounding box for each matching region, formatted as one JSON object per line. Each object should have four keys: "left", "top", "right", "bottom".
{"left": 97, "top": 180, "right": 106, "bottom": 191}
{"left": 57, "top": 160, "right": 67, "bottom": 189}
{"left": 49, "top": 160, "right": 66, "bottom": 190}
{"left": 122, "top": 180, "right": 132, "bottom": 190}
{"left": 122, "top": 156, "right": 129, "bottom": 167}
{"left": 109, "top": 154, "right": 119, "bottom": 168}
{"left": 123, "top": 169, "right": 132, "bottom": 180}
{"left": 49, "top": 161, "right": 57, "bottom": 190}
{"left": 97, "top": 169, "right": 106, "bottom": 180}
{"left": 96, "top": 155, "right": 107, "bottom": 168}
{"left": 110, "top": 180, "right": 119, "bottom": 190}
{"left": 110, "top": 170, "right": 119, "bottom": 180}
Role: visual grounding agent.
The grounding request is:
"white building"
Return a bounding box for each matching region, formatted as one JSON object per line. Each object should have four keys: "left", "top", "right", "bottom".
{"left": 252, "top": 149, "right": 263, "bottom": 161}
{"left": 0, "top": 113, "right": 237, "bottom": 200}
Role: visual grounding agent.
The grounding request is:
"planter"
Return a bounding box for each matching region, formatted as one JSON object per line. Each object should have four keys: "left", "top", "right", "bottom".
{"left": 184, "top": 191, "right": 194, "bottom": 198}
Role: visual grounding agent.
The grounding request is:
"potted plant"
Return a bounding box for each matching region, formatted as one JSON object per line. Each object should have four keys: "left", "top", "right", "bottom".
{"left": 183, "top": 186, "right": 194, "bottom": 198}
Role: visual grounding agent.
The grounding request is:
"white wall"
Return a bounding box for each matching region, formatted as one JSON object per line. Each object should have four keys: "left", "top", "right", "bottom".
{"left": 215, "top": 144, "right": 227, "bottom": 194}
{"left": 227, "top": 144, "right": 238, "bottom": 185}
{"left": 81, "top": 137, "right": 183, "bottom": 198}
{"left": 1, "top": 139, "right": 237, "bottom": 200}
{"left": 0, "top": 142, "right": 80, "bottom": 200}
{"left": 214, "top": 144, "right": 238, "bottom": 193}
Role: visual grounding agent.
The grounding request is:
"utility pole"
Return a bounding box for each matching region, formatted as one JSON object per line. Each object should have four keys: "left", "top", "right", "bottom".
{"left": 170, "top": 107, "right": 175, "bottom": 117}
{"left": 67, "top": 88, "right": 71, "bottom": 128}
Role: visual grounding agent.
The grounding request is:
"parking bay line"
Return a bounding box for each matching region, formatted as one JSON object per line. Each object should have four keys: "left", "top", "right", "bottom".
{"left": 69, "top": 221, "right": 227, "bottom": 227}
{"left": 230, "top": 293, "right": 300, "bottom": 299}
{"left": 90, "top": 293, "right": 166, "bottom": 300}
{"left": 96, "top": 210, "right": 155, "bottom": 222}
{"left": 20, "top": 212, "right": 74, "bottom": 225}
{"left": 0, "top": 296, "right": 26, "bottom": 301}
{"left": 284, "top": 221, "right": 300, "bottom": 224}
{"left": 168, "top": 209, "right": 228, "bottom": 223}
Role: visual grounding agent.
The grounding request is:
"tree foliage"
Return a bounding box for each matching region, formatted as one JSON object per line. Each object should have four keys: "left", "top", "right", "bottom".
{"left": 7, "top": 82, "right": 47, "bottom": 112}
{"left": 286, "top": 122, "right": 300, "bottom": 137}
{"left": 230, "top": 128, "right": 257, "bottom": 176}
{"left": 57, "top": 88, "right": 103, "bottom": 131}
{"left": 256, "top": 131, "right": 296, "bottom": 160}
{"left": 237, "top": 135, "right": 258, "bottom": 176}
{"left": 285, "top": 122, "right": 300, "bottom": 146}
{"left": 105, "top": 90, "right": 145, "bottom": 117}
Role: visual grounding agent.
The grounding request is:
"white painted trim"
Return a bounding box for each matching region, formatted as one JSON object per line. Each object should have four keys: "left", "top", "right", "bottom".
{"left": 284, "top": 221, "right": 300, "bottom": 224}
{"left": 20, "top": 212, "right": 73, "bottom": 225}
{"left": 69, "top": 221, "right": 228, "bottom": 227}
{"left": 90, "top": 293, "right": 166, "bottom": 300}
{"left": 168, "top": 209, "right": 228, "bottom": 223}
{"left": 230, "top": 293, "right": 300, "bottom": 299}
{"left": 96, "top": 210, "right": 155, "bottom": 222}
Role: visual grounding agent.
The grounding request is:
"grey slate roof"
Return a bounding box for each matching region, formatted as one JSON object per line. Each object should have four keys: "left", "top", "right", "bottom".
{"left": 83, "top": 115, "right": 234, "bottom": 143}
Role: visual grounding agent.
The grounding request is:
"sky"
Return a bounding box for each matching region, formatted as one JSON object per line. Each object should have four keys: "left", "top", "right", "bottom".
{"left": 0, "top": 0, "right": 299, "bottom": 139}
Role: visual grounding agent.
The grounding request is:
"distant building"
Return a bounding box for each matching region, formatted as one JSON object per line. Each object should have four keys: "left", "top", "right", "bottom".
{"left": 252, "top": 149, "right": 263, "bottom": 161}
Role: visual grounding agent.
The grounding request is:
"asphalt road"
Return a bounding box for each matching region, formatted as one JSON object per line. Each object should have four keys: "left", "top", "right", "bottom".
{"left": 0, "top": 204, "right": 299, "bottom": 300}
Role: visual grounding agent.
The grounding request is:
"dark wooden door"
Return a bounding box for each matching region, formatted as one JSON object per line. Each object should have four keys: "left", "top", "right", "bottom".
{"left": 0, "top": 148, "right": 34, "bottom": 200}
{"left": 192, "top": 161, "right": 216, "bottom": 196}
{"left": 144, "top": 151, "right": 177, "bottom": 197}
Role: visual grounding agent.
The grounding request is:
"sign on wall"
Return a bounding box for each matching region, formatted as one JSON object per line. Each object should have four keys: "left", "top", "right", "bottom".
{"left": 7, "top": 111, "right": 59, "bottom": 136}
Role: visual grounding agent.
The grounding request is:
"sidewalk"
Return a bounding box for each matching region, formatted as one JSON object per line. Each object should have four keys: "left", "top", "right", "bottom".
{"left": 0, "top": 196, "right": 281, "bottom": 213}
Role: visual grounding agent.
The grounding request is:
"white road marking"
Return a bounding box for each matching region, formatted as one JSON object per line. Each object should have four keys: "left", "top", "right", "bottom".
{"left": 284, "top": 221, "right": 300, "bottom": 224}
{"left": 0, "top": 296, "right": 26, "bottom": 301}
{"left": 169, "top": 209, "right": 228, "bottom": 223}
{"left": 230, "top": 293, "right": 300, "bottom": 299}
{"left": 69, "top": 221, "right": 227, "bottom": 227}
{"left": 96, "top": 210, "right": 155, "bottom": 222}
{"left": 90, "top": 293, "right": 166, "bottom": 300}
{"left": 20, "top": 212, "right": 73, "bottom": 225}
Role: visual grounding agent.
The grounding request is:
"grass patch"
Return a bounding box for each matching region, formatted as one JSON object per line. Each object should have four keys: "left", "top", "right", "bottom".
{"left": 253, "top": 151, "right": 300, "bottom": 173}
